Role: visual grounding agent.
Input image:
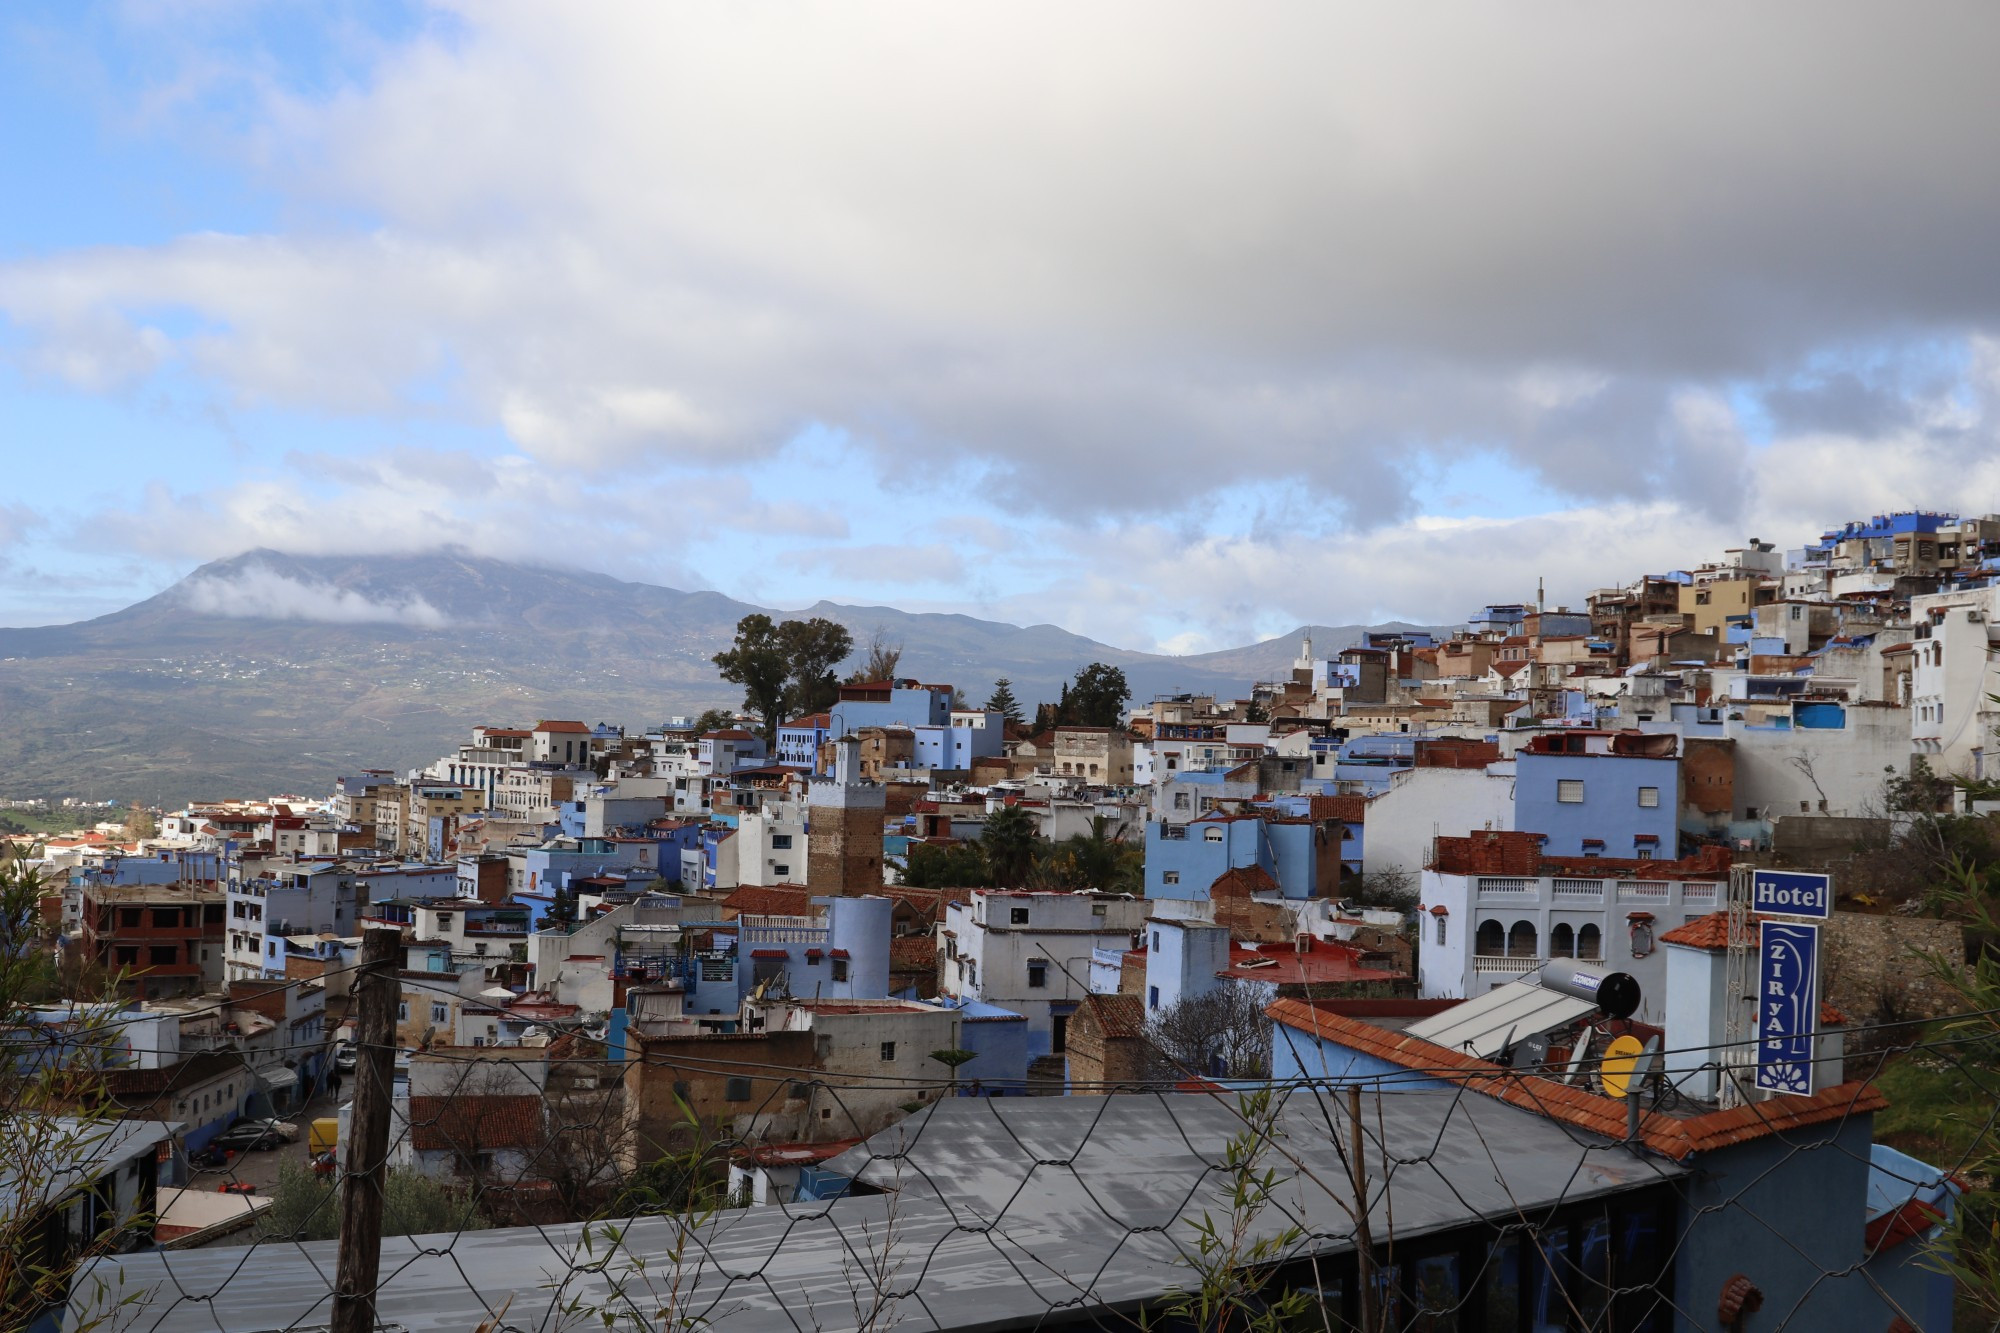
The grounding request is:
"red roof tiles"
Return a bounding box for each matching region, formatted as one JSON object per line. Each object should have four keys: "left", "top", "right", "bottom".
{"left": 1265, "top": 998, "right": 1887, "bottom": 1162}
{"left": 408, "top": 1094, "right": 544, "bottom": 1151}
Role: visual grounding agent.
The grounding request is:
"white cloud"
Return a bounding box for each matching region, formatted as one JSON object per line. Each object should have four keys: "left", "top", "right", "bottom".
{"left": 178, "top": 564, "right": 451, "bottom": 628}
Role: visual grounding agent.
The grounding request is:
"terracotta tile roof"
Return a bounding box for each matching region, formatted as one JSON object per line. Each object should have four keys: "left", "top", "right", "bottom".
{"left": 1079, "top": 992, "right": 1146, "bottom": 1041}
{"left": 533, "top": 720, "right": 591, "bottom": 733}
{"left": 1210, "top": 865, "right": 1280, "bottom": 898}
{"left": 1265, "top": 998, "right": 1887, "bottom": 1162}
{"left": 720, "top": 885, "right": 814, "bottom": 918}
{"left": 408, "top": 1094, "right": 545, "bottom": 1151}
{"left": 1309, "top": 794, "right": 1369, "bottom": 824}
{"left": 1659, "top": 910, "right": 1750, "bottom": 951}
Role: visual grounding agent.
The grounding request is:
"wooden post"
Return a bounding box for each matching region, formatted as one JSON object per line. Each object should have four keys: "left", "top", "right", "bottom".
{"left": 332, "top": 926, "right": 401, "bottom": 1333}
{"left": 1349, "top": 1084, "right": 1376, "bottom": 1333}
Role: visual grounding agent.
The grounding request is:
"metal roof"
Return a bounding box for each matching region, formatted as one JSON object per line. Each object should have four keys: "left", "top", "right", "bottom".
{"left": 1403, "top": 977, "right": 1597, "bottom": 1059}
{"left": 74, "top": 1092, "right": 1679, "bottom": 1333}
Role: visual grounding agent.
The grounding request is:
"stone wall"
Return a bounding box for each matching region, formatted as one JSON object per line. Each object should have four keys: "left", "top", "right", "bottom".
{"left": 1820, "top": 910, "right": 1964, "bottom": 1032}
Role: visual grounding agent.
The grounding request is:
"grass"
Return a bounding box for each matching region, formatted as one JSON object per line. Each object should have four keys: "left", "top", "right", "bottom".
{"left": 1874, "top": 1038, "right": 2000, "bottom": 1177}
{"left": 0, "top": 806, "right": 117, "bottom": 837}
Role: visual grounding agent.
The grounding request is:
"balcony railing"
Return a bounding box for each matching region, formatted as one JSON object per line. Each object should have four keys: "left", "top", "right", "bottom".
{"left": 1617, "top": 881, "right": 1671, "bottom": 902}
{"left": 1476, "top": 877, "right": 1536, "bottom": 897}
{"left": 1550, "top": 878, "right": 1605, "bottom": 901}
{"left": 1472, "top": 955, "right": 1544, "bottom": 975}
{"left": 1682, "top": 882, "right": 1721, "bottom": 905}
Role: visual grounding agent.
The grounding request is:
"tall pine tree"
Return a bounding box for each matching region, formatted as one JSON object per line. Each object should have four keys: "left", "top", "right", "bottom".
{"left": 986, "top": 677, "right": 1023, "bottom": 724}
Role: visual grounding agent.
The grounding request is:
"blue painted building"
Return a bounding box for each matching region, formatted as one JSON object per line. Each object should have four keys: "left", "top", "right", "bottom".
{"left": 1513, "top": 731, "right": 1680, "bottom": 859}
{"left": 829, "top": 681, "right": 953, "bottom": 740}
{"left": 777, "top": 712, "right": 833, "bottom": 769}
{"left": 1143, "top": 814, "right": 1321, "bottom": 901}
{"left": 931, "top": 996, "right": 1030, "bottom": 1093}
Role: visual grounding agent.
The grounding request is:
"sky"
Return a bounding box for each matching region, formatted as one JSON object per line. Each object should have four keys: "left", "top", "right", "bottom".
{"left": 6, "top": 3, "right": 2000, "bottom": 652}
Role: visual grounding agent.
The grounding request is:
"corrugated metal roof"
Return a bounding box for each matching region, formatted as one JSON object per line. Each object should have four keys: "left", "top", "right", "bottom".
{"left": 1403, "top": 977, "right": 1596, "bottom": 1058}
{"left": 74, "top": 1094, "right": 1678, "bottom": 1333}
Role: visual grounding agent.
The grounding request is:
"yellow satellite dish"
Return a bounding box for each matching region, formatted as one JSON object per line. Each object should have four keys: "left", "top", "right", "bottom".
{"left": 1600, "top": 1034, "right": 1647, "bottom": 1100}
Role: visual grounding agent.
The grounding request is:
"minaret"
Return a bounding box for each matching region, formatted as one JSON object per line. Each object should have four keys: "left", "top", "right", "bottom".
{"left": 806, "top": 736, "right": 886, "bottom": 895}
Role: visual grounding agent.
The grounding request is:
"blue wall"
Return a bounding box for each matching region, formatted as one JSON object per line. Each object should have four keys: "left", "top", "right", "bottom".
{"left": 1269, "top": 1022, "right": 1450, "bottom": 1089}
{"left": 1514, "top": 751, "right": 1679, "bottom": 858}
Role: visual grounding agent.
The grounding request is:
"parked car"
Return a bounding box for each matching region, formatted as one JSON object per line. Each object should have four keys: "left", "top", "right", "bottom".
{"left": 333, "top": 1043, "right": 357, "bottom": 1074}
{"left": 211, "top": 1118, "right": 292, "bottom": 1153}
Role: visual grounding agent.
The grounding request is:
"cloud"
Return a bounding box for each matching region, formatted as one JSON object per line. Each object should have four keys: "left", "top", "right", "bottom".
{"left": 177, "top": 563, "right": 451, "bottom": 627}
{"left": 6, "top": 3, "right": 2000, "bottom": 533}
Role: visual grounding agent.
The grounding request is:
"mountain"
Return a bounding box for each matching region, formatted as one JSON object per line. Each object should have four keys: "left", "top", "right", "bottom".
{"left": 0, "top": 550, "right": 1457, "bottom": 805}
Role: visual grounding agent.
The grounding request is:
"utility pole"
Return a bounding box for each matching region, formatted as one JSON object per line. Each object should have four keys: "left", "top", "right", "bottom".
{"left": 1348, "top": 1085, "right": 1376, "bottom": 1333}
{"left": 332, "top": 926, "right": 401, "bottom": 1333}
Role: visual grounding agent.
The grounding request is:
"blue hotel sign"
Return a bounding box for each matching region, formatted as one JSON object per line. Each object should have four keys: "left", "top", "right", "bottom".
{"left": 1755, "top": 920, "right": 1821, "bottom": 1096}
{"left": 1751, "top": 870, "right": 1832, "bottom": 920}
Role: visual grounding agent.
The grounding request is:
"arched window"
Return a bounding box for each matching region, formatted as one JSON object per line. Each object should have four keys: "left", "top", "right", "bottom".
{"left": 1476, "top": 919, "right": 1505, "bottom": 957}
{"left": 1435, "top": 914, "right": 1447, "bottom": 948}
{"left": 1507, "top": 920, "right": 1539, "bottom": 958}
{"left": 1578, "top": 924, "right": 1602, "bottom": 961}
{"left": 1550, "top": 923, "right": 1575, "bottom": 958}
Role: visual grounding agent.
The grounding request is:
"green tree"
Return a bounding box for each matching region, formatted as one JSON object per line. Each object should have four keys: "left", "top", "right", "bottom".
{"left": 0, "top": 844, "right": 147, "bottom": 1330}
{"left": 899, "top": 841, "right": 990, "bottom": 888}
{"left": 778, "top": 617, "right": 854, "bottom": 717}
{"left": 1034, "top": 815, "right": 1143, "bottom": 894}
{"left": 986, "top": 678, "right": 1023, "bottom": 725}
{"left": 690, "top": 707, "right": 739, "bottom": 734}
{"left": 712, "top": 614, "right": 791, "bottom": 746}
{"left": 981, "top": 804, "right": 1041, "bottom": 888}
{"left": 1065, "top": 663, "right": 1131, "bottom": 728}
{"left": 124, "top": 803, "right": 158, "bottom": 840}
{"left": 258, "top": 1159, "right": 491, "bottom": 1242}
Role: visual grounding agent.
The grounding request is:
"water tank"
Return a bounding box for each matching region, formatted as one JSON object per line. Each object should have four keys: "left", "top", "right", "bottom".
{"left": 1540, "top": 962, "right": 1641, "bottom": 1019}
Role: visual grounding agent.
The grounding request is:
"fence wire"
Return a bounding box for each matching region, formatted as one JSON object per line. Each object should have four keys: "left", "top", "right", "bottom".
{"left": 45, "top": 953, "right": 1999, "bottom": 1333}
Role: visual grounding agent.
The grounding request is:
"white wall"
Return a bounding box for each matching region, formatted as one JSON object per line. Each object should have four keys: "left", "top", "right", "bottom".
{"left": 1362, "top": 766, "right": 1515, "bottom": 884}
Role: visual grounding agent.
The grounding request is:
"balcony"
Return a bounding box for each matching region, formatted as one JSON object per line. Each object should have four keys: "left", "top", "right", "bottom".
{"left": 1475, "top": 877, "right": 1536, "bottom": 898}
{"left": 1550, "top": 877, "right": 1605, "bottom": 902}
{"left": 1472, "top": 955, "right": 1545, "bottom": 976}
{"left": 1617, "top": 881, "right": 1672, "bottom": 903}
{"left": 1682, "top": 882, "right": 1721, "bottom": 906}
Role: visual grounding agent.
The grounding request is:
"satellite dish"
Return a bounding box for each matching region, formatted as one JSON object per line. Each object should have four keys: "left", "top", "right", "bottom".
{"left": 1600, "top": 1034, "right": 1647, "bottom": 1099}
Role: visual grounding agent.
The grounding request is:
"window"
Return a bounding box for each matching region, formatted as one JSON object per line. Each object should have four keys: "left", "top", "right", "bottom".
{"left": 472, "top": 1035, "right": 485, "bottom": 1047}
{"left": 1637, "top": 786, "right": 1659, "bottom": 808}
{"left": 832, "top": 959, "right": 849, "bottom": 982}
{"left": 120, "top": 908, "right": 142, "bottom": 928}
{"left": 1010, "top": 907, "right": 1029, "bottom": 925}
{"left": 1162, "top": 870, "right": 1180, "bottom": 885}
{"left": 1557, "top": 779, "right": 1585, "bottom": 804}
{"left": 1151, "top": 931, "right": 1161, "bottom": 952}
{"left": 879, "top": 1042, "right": 896, "bottom": 1062}
{"left": 772, "top": 834, "right": 792, "bottom": 849}
{"left": 397, "top": 1002, "right": 410, "bottom": 1022}
{"left": 1435, "top": 915, "right": 1447, "bottom": 947}
{"left": 436, "top": 912, "right": 453, "bottom": 929}
{"left": 1636, "top": 849, "right": 1653, "bottom": 860}
{"left": 1204, "top": 827, "right": 1224, "bottom": 842}
{"left": 725, "top": 1076, "right": 752, "bottom": 1102}
{"left": 115, "top": 946, "right": 139, "bottom": 965}
{"left": 1028, "top": 961, "right": 1047, "bottom": 989}
{"left": 1091, "top": 903, "right": 1107, "bottom": 917}
{"left": 152, "top": 908, "right": 180, "bottom": 929}
{"left": 1173, "top": 792, "right": 1191, "bottom": 810}
{"left": 773, "top": 864, "right": 789, "bottom": 877}
{"left": 1577, "top": 924, "right": 1602, "bottom": 961}
{"left": 431, "top": 1003, "right": 448, "bottom": 1024}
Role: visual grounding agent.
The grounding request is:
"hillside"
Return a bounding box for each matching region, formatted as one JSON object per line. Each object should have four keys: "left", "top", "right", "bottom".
{"left": 0, "top": 550, "right": 1455, "bottom": 804}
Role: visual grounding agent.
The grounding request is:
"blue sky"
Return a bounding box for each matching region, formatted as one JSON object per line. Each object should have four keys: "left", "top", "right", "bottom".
{"left": 5, "top": 4, "right": 1999, "bottom": 650}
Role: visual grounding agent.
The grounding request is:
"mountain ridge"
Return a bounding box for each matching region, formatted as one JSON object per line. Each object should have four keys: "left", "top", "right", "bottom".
{"left": 0, "top": 550, "right": 1458, "bottom": 804}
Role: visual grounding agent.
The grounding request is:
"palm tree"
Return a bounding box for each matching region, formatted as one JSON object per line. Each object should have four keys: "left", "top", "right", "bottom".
{"left": 980, "top": 805, "right": 1041, "bottom": 888}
